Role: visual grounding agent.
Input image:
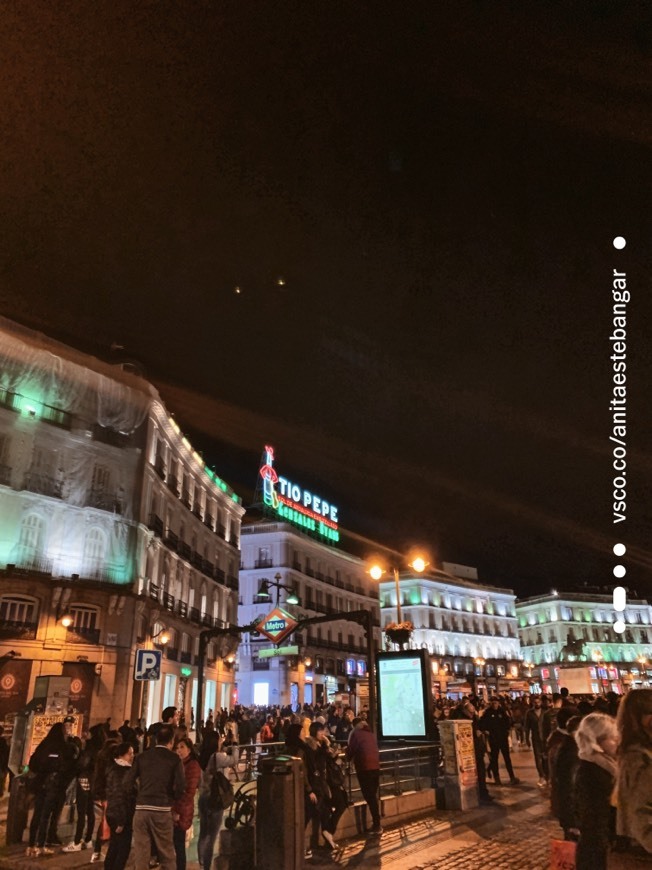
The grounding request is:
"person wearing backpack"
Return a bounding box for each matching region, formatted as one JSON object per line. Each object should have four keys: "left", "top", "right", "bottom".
{"left": 196, "top": 733, "right": 239, "bottom": 870}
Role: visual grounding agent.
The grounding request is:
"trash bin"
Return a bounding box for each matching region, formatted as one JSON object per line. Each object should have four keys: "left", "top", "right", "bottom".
{"left": 6, "top": 773, "right": 32, "bottom": 845}
{"left": 255, "top": 755, "right": 304, "bottom": 870}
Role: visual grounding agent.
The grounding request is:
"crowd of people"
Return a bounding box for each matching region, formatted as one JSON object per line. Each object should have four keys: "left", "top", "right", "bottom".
{"left": 15, "top": 688, "right": 652, "bottom": 869}
{"left": 434, "top": 688, "right": 652, "bottom": 869}
{"left": 20, "top": 702, "right": 371, "bottom": 868}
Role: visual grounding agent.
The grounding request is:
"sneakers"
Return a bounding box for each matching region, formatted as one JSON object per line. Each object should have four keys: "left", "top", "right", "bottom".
{"left": 304, "top": 849, "right": 313, "bottom": 860}
{"left": 537, "top": 777, "right": 547, "bottom": 788}
{"left": 322, "top": 831, "right": 339, "bottom": 849}
{"left": 25, "top": 847, "right": 37, "bottom": 857}
{"left": 90, "top": 853, "right": 103, "bottom": 863}
{"left": 62, "top": 842, "right": 83, "bottom": 852}
{"left": 37, "top": 847, "right": 55, "bottom": 856}
{"left": 83, "top": 841, "right": 93, "bottom": 851}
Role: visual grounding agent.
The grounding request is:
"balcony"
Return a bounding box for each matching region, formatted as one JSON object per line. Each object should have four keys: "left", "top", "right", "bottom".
{"left": 149, "top": 582, "right": 160, "bottom": 601}
{"left": 154, "top": 458, "right": 166, "bottom": 480}
{"left": 66, "top": 626, "right": 101, "bottom": 645}
{"left": 217, "top": 525, "right": 226, "bottom": 539}
{"left": 181, "top": 490, "right": 191, "bottom": 509}
{"left": 164, "top": 530, "right": 179, "bottom": 552}
{"left": 148, "top": 514, "right": 164, "bottom": 537}
{"left": 22, "top": 471, "right": 63, "bottom": 499}
{"left": 204, "top": 515, "right": 214, "bottom": 531}
{"left": 167, "top": 476, "right": 180, "bottom": 497}
{"left": 166, "top": 647, "right": 179, "bottom": 661}
{"left": 92, "top": 424, "right": 130, "bottom": 449}
{"left": 226, "top": 575, "right": 238, "bottom": 591}
{"left": 10, "top": 554, "right": 53, "bottom": 576}
{"left": 86, "top": 489, "right": 123, "bottom": 514}
{"left": 163, "top": 592, "right": 175, "bottom": 612}
{"left": 192, "top": 507, "right": 203, "bottom": 521}
{"left": 180, "top": 650, "right": 192, "bottom": 664}
{"left": 0, "top": 620, "right": 38, "bottom": 640}
{"left": 201, "top": 559, "right": 215, "bottom": 578}
{"left": 178, "top": 542, "right": 191, "bottom": 561}
{"left": 229, "top": 535, "right": 240, "bottom": 549}
{"left": 255, "top": 559, "right": 273, "bottom": 569}
{"left": 215, "top": 567, "right": 226, "bottom": 584}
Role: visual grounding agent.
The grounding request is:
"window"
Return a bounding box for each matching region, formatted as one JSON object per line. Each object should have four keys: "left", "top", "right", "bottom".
{"left": 83, "top": 527, "right": 107, "bottom": 575}
{"left": 18, "top": 513, "right": 45, "bottom": 561}
{"left": 0, "top": 595, "right": 37, "bottom": 624}
{"left": 70, "top": 606, "right": 98, "bottom": 631}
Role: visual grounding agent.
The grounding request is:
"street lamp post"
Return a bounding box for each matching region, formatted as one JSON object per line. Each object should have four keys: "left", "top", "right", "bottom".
{"left": 254, "top": 573, "right": 301, "bottom": 607}
{"left": 369, "top": 555, "right": 427, "bottom": 625}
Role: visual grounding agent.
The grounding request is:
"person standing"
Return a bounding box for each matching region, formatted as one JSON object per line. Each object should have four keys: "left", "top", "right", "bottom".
{"left": 573, "top": 712, "right": 618, "bottom": 870}
{"left": 124, "top": 724, "right": 185, "bottom": 870}
{"left": 480, "top": 697, "right": 520, "bottom": 786}
{"left": 524, "top": 695, "right": 547, "bottom": 787}
{"left": 26, "top": 719, "right": 79, "bottom": 856}
{"left": 171, "top": 738, "right": 202, "bottom": 870}
{"left": 197, "top": 733, "right": 240, "bottom": 870}
{"left": 146, "top": 707, "right": 179, "bottom": 749}
{"left": 0, "top": 726, "right": 10, "bottom": 797}
{"left": 615, "top": 688, "right": 652, "bottom": 857}
{"left": 104, "top": 742, "right": 136, "bottom": 870}
{"left": 346, "top": 718, "right": 382, "bottom": 834}
{"left": 62, "top": 724, "right": 104, "bottom": 852}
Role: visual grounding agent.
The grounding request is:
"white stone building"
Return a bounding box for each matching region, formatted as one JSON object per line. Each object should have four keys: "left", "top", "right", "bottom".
{"left": 0, "top": 317, "right": 243, "bottom": 730}
{"left": 517, "top": 591, "right": 652, "bottom": 693}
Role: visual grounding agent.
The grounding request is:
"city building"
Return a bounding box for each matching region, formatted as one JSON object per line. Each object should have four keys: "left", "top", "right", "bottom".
{"left": 0, "top": 317, "right": 243, "bottom": 732}
{"left": 379, "top": 563, "right": 523, "bottom": 696}
{"left": 517, "top": 591, "right": 652, "bottom": 693}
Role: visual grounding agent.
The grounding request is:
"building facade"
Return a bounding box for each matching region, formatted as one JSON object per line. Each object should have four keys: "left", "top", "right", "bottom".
{"left": 380, "top": 563, "right": 523, "bottom": 696}
{"left": 237, "top": 520, "right": 381, "bottom": 709}
{"left": 517, "top": 591, "right": 652, "bottom": 694}
{"left": 0, "top": 318, "right": 243, "bottom": 732}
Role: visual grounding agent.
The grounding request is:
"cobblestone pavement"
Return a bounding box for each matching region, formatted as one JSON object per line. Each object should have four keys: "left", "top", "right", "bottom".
{"left": 406, "top": 814, "right": 561, "bottom": 870}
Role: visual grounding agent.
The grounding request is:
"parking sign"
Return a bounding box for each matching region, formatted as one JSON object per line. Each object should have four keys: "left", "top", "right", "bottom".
{"left": 135, "top": 649, "right": 162, "bottom": 681}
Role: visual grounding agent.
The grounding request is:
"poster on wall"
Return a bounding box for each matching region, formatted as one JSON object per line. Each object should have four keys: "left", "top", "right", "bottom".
{"left": 0, "top": 658, "right": 32, "bottom": 731}
{"left": 62, "top": 662, "right": 96, "bottom": 725}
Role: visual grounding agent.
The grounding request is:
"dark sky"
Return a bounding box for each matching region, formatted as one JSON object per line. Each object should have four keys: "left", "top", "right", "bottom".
{"left": 1, "top": 2, "right": 651, "bottom": 596}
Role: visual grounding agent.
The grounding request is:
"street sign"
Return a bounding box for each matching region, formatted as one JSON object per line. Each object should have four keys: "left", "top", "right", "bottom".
{"left": 255, "top": 607, "right": 298, "bottom": 646}
{"left": 257, "top": 645, "right": 299, "bottom": 659}
{"left": 134, "top": 649, "right": 162, "bottom": 681}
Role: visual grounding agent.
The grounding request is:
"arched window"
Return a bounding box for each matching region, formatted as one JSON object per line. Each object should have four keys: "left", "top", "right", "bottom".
{"left": 83, "top": 527, "right": 107, "bottom": 576}
{"left": 17, "top": 513, "right": 45, "bottom": 563}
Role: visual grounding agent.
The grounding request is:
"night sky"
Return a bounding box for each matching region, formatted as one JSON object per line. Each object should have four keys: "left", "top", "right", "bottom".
{"left": 1, "top": 2, "right": 651, "bottom": 597}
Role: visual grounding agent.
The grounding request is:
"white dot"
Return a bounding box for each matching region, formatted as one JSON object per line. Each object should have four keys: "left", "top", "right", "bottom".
{"left": 614, "top": 620, "right": 626, "bottom": 634}
{"left": 613, "top": 236, "right": 626, "bottom": 250}
{"left": 613, "top": 543, "right": 626, "bottom": 557}
{"left": 613, "top": 564, "right": 626, "bottom": 578}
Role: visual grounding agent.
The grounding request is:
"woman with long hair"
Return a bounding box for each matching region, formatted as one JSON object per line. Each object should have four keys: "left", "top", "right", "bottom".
{"left": 615, "top": 688, "right": 652, "bottom": 856}
{"left": 172, "top": 737, "right": 202, "bottom": 870}
{"left": 26, "top": 719, "right": 79, "bottom": 857}
{"left": 285, "top": 721, "right": 320, "bottom": 859}
{"left": 573, "top": 712, "right": 619, "bottom": 870}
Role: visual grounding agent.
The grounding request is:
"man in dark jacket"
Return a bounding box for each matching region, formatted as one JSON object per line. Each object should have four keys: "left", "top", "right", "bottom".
{"left": 145, "top": 707, "right": 179, "bottom": 749}
{"left": 524, "top": 695, "right": 547, "bottom": 786}
{"left": 480, "top": 697, "right": 520, "bottom": 786}
{"left": 346, "top": 719, "right": 382, "bottom": 833}
{"left": 124, "top": 725, "right": 185, "bottom": 870}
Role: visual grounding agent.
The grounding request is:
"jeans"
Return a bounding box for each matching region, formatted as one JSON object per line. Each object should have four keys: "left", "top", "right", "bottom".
{"left": 197, "top": 795, "right": 224, "bottom": 870}
{"left": 133, "top": 809, "right": 176, "bottom": 870}
{"left": 105, "top": 825, "right": 132, "bottom": 870}
{"left": 357, "top": 769, "right": 381, "bottom": 829}
{"left": 33, "top": 790, "right": 64, "bottom": 848}
{"left": 489, "top": 739, "right": 516, "bottom": 782}
{"left": 173, "top": 825, "right": 187, "bottom": 870}
{"left": 74, "top": 786, "right": 95, "bottom": 844}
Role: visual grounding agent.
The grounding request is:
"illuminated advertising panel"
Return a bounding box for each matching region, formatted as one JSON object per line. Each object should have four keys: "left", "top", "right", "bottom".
{"left": 376, "top": 649, "right": 434, "bottom": 740}
{"left": 259, "top": 445, "right": 339, "bottom": 542}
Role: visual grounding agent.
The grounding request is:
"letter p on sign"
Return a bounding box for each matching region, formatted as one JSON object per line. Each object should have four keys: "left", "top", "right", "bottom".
{"left": 135, "top": 648, "right": 162, "bottom": 681}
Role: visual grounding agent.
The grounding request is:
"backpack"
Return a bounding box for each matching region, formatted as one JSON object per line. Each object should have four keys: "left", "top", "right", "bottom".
{"left": 208, "top": 762, "right": 234, "bottom": 811}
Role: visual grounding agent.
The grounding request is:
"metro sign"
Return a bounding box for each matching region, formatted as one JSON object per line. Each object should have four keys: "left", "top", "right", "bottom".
{"left": 255, "top": 607, "right": 298, "bottom": 646}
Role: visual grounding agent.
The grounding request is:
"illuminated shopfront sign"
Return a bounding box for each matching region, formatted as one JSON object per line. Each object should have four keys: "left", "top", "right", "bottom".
{"left": 258, "top": 444, "right": 339, "bottom": 542}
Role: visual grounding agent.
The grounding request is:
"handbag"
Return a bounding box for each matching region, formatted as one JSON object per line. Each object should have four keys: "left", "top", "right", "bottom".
{"left": 551, "top": 838, "right": 576, "bottom": 870}
{"left": 208, "top": 762, "right": 234, "bottom": 811}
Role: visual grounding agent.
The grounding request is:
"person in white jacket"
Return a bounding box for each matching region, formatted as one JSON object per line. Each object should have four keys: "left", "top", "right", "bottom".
{"left": 196, "top": 735, "right": 240, "bottom": 870}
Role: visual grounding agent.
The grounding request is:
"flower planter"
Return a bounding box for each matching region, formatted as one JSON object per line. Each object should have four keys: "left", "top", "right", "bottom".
{"left": 385, "top": 628, "right": 412, "bottom": 648}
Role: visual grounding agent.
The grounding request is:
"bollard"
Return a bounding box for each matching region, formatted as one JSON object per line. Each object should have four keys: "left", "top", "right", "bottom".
{"left": 255, "top": 756, "right": 304, "bottom": 870}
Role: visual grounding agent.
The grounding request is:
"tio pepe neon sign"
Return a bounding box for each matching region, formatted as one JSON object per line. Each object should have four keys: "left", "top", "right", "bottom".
{"left": 259, "top": 445, "right": 339, "bottom": 542}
